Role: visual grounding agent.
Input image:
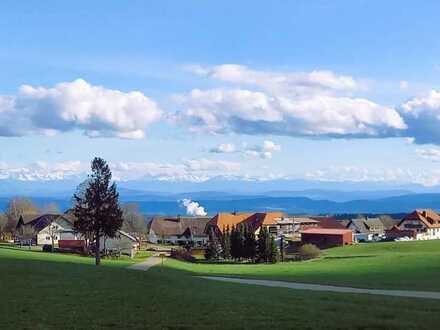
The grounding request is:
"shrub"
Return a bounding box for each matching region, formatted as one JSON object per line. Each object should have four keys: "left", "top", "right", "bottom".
{"left": 298, "top": 244, "right": 321, "bottom": 260}
{"left": 170, "top": 248, "right": 196, "bottom": 263}
{"left": 42, "top": 244, "right": 53, "bottom": 253}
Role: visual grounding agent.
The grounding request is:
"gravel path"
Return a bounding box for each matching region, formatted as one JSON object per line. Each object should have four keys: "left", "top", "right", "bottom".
{"left": 128, "top": 256, "right": 162, "bottom": 271}
{"left": 198, "top": 276, "right": 440, "bottom": 300}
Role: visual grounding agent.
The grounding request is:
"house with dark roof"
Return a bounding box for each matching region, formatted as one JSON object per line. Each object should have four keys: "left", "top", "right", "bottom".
{"left": 147, "top": 216, "right": 210, "bottom": 246}
{"left": 346, "top": 217, "right": 385, "bottom": 242}
{"left": 397, "top": 209, "right": 440, "bottom": 240}
{"left": 16, "top": 214, "right": 79, "bottom": 245}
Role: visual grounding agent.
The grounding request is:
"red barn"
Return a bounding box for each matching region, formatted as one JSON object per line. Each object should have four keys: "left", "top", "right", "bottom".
{"left": 301, "top": 228, "right": 353, "bottom": 249}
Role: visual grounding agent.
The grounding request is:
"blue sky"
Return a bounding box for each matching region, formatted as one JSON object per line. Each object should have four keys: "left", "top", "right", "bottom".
{"left": 2, "top": 1, "right": 440, "bottom": 187}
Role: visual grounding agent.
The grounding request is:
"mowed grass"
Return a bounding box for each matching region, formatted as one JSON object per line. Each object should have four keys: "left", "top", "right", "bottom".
{"left": 165, "top": 240, "right": 440, "bottom": 291}
{"left": 1, "top": 245, "right": 440, "bottom": 329}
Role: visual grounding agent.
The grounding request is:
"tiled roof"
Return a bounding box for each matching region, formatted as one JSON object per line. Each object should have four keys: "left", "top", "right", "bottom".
{"left": 208, "top": 212, "right": 285, "bottom": 233}
{"left": 400, "top": 209, "right": 440, "bottom": 229}
{"left": 310, "top": 216, "right": 346, "bottom": 229}
{"left": 149, "top": 216, "right": 210, "bottom": 237}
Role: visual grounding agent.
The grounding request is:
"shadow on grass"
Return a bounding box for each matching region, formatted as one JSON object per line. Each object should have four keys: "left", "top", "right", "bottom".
{"left": 324, "top": 255, "right": 377, "bottom": 260}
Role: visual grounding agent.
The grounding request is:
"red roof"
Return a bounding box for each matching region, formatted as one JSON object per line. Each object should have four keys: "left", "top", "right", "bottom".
{"left": 400, "top": 209, "right": 440, "bottom": 229}
{"left": 301, "top": 228, "right": 353, "bottom": 235}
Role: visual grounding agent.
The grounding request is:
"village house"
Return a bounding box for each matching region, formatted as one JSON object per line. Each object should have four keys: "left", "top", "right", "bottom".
{"left": 16, "top": 214, "right": 78, "bottom": 245}
{"left": 206, "top": 212, "right": 328, "bottom": 240}
{"left": 206, "top": 212, "right": 286, "bottom": 237}
{"left": 300, "top": 228, "right": 353, "bottom": 249}
{"left": 147, "top": 216, "right": 210, "bottom": 246}
{"left": 346, "top": 217, "right": 385, "bottom": 242}
{"left": 16, "top": 213, "right": 139, "bottom": 256}
{"left": 397, "top": 209, "right": 440, "bottom": 240}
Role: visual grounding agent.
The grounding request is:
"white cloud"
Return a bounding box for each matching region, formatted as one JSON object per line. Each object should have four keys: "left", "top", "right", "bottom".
{"left": 244, "top": 140, "right": 281, "bottom": 159}
{"left": 209, "top": 140, "right": 281, "bottom": 159}
{"left": 400, "top": 90, "right": 440, "bottom": 144}
{"left": 209, "top": 143, "right": 236, "bottom": 153}
{"left": 189, "top": 64, "right": 358, "bottom": 95}
{"left": 416, "top": 148, "right": 440, "bottom": 162}
{"left": 0, "top": 79, "right": 162, "bottom": 139}
{"left": 176, "top": 65, "right": 406, "bottom": 138}
{"left": 180, "top": 198, "right": 207, "bottom": 216}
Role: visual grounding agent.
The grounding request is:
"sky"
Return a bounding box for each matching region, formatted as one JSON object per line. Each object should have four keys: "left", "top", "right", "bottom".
{"left": 2, "top": 1, "right": 440, "bottom": 187}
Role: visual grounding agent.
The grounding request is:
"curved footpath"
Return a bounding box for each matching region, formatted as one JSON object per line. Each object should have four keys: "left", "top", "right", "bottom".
{"left": 128, "top": 256, "right": 162, "bottom": 271}
{"left": 197, "top": 276, "right": 440, "bottom": 300}
{"left": 128, "top": 258, "right": 440, "bottom": 300}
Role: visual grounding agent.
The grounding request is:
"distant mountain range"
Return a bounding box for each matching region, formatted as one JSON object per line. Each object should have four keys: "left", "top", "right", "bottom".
{"left": 1, "top": 180, "right": 440, "bottom": 215}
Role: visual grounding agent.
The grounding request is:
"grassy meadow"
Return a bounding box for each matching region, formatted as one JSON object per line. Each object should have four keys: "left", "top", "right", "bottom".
{"left": 166, "top": 240, "right": 440, "bottom": 291}
{"left": 1, "top": 241, "right": 440, "bottom": 329}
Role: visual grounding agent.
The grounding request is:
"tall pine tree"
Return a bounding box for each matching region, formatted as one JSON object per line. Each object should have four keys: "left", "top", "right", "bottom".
{"left": 221, "top": 225, "right": 231, "bottom": 260}
{"left": 257, "top": 225, "right": 269, "bottom": 263}
{"left": 73, "top": 157, "right": 123, "bottom": 266}
{"left": 243, "top": 224, "right": 256, "bottom": 262}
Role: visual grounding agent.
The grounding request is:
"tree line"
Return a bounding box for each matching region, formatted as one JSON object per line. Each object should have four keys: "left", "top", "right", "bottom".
{"left": 205, "top": 224, "right": 278, "bottom": 263}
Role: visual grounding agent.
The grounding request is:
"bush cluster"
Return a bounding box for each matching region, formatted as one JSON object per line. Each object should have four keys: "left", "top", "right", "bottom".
{"left": 170, "top": 248, "right": 196, "bottom": 263}
{"left": 298, "top": 244, "right": 321, "bottom": 260}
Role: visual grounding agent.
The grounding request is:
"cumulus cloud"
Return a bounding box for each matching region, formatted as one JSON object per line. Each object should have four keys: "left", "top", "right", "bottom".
{"left": 209, "top": 140, "right": 281, "bottom": 159}
{"left": 176, "top": 65, "right": 407, "bottom": 139}
{"left": 0, "top": 79, "right": 162, "bottom": 139}
{"left": 189, "top": 64, "right": 358, "bottom": 95}
{"left": 244, "top": 140, "right": 281, "bottom": 159}
{"left": 400, "top": 90, "right": 440, "bottom": 144}
{"left": 180, "top": 198, "right": 207, "bottom": 216}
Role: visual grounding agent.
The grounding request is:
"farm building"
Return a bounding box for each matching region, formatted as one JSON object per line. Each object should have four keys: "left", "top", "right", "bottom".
{"left": 16, "top": 213, "right": 139, "bottom": 257}
{"left": 300, "top": 228, "right": 353, "bottom": 249}
{"left": 148, "top": 216, "right": 210, "bottom": 246}
{"left": 16, "top": 214, "right": 78, "bottom": 245}
{"left": 346, "top": 218, "right": 385, "bottom": 242}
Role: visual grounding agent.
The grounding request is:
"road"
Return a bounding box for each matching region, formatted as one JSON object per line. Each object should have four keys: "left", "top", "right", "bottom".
{"left": 198, "top": 276, "right": 440, "bottom": 300}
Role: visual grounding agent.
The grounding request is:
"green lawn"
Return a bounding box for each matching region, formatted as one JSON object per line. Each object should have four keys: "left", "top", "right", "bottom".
{"left": 165, "top": 240, "right": 440, "bottom": 291}
{"left": 1, "top": 242, "right": 440, "bottom": 329}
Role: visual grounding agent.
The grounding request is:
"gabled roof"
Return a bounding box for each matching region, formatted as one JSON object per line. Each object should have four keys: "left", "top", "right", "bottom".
{"left": 399, "top": 209, "right": 440, "bottom": 229}
{"left": 149, "top": 216, "right": 210, "bottom": 237}
{"left": 18, "top": 214, "right": 74, "bottom": 232}
{"left": 347, "top": 219, "right": 369, "bottom": 233}
{"left": 310, "top": 216, "right": 346, "bottom": 229}
{"left": 208, "top": 212, "right": 285, "bottom": 233}
{"left": 364, "top": 218, "right": 385, "bottom": 230}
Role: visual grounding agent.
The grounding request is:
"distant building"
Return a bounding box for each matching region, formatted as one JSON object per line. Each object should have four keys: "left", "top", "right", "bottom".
{"left": 310, "top": 216, "right": 347, "bottom": 229}
{"left": 346, "top": 218, "right": 385, "bottom": 242}
{"left": 301, "top": 228, "right": 353, "bottom": 249}
{"left": 148, "top": 216, "right": 210, "bottom": 246}
{"left": 397, "top": 209, "right": 440, "bottom": 240}
{"left": 206, "top": 212, "right": 285, "bottom": 236}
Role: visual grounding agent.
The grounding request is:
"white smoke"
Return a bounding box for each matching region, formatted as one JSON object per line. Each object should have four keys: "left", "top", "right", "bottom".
{"left": 181, "top": 198, "right": 207, "bottom": 216}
